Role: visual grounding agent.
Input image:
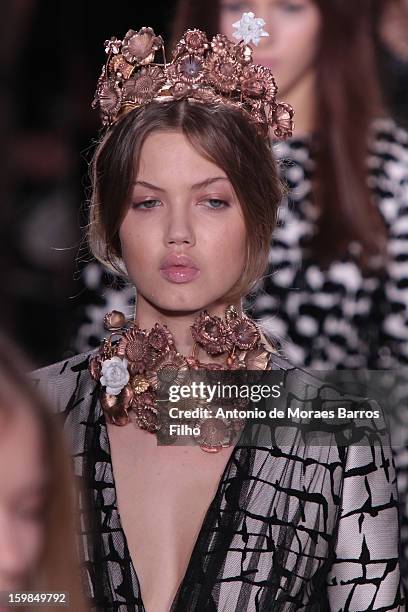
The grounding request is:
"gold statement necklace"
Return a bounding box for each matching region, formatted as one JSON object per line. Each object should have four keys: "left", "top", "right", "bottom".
{"left": 89, "top": 305, "right": 273, "bottom": 452}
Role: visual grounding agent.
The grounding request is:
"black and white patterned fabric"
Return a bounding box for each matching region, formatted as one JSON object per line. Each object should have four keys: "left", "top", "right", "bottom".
{"left": 249, "top": 118, "right": 408, "bottom": 371}
{"left": 33, "top": 350, "right": 404, "bottom": 611}
{"left": 73, "top": 264, "right": 136, "bottom": 355}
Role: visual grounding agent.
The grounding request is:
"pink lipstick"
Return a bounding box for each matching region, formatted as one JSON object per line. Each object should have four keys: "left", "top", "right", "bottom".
{"left": 160, "top": 253, "right": 200, "bottom": 284}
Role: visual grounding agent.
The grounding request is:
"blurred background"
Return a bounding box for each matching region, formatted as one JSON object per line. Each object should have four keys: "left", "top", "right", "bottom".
{"left": 1, "top": 0, "right": 407, "bottom": 368}
{"left": 0, "top": 0, "right": 173, "bottom": 367}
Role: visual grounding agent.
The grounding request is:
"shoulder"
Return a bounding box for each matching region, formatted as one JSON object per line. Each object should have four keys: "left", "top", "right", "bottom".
{"left": 267, "top": 353, "right": 390, "bottom": 444}
{"left": 369, "top": 119, "right": 408, "bottom": 192}
{"left": 368, "top": 119, "right": 408, "bottom": 233}
{"left": 369, "top": 116, "right": 408, "bottom": 151}
{"left": 271, "top": 136, "right": 311, "bottom": 164}
{"left": 31, "top": 351, "right": 97, "bottom": 415}
{"left": 271, "top": 137, "right": 313, "bottom": 192}
{"left": 264, "top": 359, "right": 395, "bottom": 516}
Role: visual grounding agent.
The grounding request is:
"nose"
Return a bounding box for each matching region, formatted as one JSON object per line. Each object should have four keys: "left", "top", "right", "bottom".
{"left": 251, "top": 0, "right": 274, "bottom": 39}
{"left": 257, "top": 18, "right": 276, "bottom": 51}
{"left": 164, "top": 206, "right": 196, "bottom": 247}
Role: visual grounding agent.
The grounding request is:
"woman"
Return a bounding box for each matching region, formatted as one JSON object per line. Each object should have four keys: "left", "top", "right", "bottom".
{"left": 34, "top": 19, "right": 403, "bottom": 611}
{"left": 0, "top": 336, "right": 86, "bottom": 612}
{"left": 377, "top": 0, "right": 408, "bottom": 128}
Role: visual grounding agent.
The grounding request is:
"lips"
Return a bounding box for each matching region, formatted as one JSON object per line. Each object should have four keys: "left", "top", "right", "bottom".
{"left": 160, "top": 253, "right": 200, "bottom": 284}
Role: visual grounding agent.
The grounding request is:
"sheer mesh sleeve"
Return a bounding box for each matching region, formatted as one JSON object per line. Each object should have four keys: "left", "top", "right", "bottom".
{"left": 327, "top": 437, "right": 404, "bottom": 610}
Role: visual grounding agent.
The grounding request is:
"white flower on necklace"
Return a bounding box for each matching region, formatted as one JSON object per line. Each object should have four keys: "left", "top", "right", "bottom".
{"left": 232, "top": 12, "right": 269, "bottom": 46}
{"left": 100, "top": 356, "right": 130, "bottom": 395}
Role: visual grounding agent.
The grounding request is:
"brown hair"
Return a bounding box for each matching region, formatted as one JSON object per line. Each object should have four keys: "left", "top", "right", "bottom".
{"left": 311, "top": 0, "right": 387, "bottom": 267}
{"left": 0, "top": 336, "right": 87, "bottom": 612}
{"left": 172, "top": 0, "right": 388, "bottom": 268}
{"left": 89, "top": 100, "right": 282, "bottom": 300}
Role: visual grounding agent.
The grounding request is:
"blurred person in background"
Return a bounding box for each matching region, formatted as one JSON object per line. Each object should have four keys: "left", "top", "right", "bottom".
{"left": 0, "top": 336, "right": 86, "bottom": 611}
{"left": 377, "top": 0, "right": 408, "bottom": 128}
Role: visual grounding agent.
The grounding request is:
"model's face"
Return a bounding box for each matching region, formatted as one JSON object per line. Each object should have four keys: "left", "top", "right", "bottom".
{"left": 119, "top": 130, "right": 247, "bottom": 314}
{"left": 220, "top": 0, "right": 321, "bottom": 98}
{"left": 0, "top": 400, "right": 47, "bottom": 593}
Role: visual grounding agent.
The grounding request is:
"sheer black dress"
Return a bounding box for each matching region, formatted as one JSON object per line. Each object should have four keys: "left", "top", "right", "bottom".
{"left": 34, "top": 350, "right": 404, "bottom": 611}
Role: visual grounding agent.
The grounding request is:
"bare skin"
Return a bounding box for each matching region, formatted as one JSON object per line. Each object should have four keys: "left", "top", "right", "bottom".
{"left": 220, "top": 0, "right": 321, "bottom": 135}
{"left": 108, "top": 130, "right": 249, "bottom": 611}
{"left": 0, "top": 396, "right": 47, "bottom": 600}
{"left": 380, "top": 0, "right": 408, "bottom": 61}
{"left": 108, "top": 425, "right": 236, "bottom": 611}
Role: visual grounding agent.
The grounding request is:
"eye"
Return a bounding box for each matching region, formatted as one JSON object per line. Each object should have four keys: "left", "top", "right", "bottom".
{"left": 17, "top": 509, "right": 42, "bottom": 521}
{"left": 277, "top": 0, "right": 307, "bottom": 12}
{"left": 200, "top": 198, "right": 230, "bottom": 210}
{"left": 15, "top": 502, "right": 45, "bottom": 522}
{"left": 132, "top": 199, "right": 162, "bottom": 210}
{"left": 222, "top": 1, "right": 246, "bottom": 12}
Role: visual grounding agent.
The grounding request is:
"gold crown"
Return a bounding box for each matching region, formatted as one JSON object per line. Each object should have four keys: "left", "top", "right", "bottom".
{"left": 92, "top": 15, "right": 294, "bottom": 139}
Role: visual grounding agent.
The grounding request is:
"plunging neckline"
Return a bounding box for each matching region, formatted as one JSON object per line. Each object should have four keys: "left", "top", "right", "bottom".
{"left": 102, "top": 410, "right": 248, "bottom": 612}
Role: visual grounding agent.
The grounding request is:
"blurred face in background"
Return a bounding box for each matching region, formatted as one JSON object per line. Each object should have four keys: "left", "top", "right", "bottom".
{"left": 0, "top": 396, "right": 47, "bottom": 594}
{"left": 220, "top": 0, "right": 321, "bottom": 99}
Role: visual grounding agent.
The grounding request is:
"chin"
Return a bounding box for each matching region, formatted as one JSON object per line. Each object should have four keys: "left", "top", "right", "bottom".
{"left": 144, "top": 286, "right": 227, "bottom": 314}
{"left": 154, "top": 296, "right": 217, "bottom": 314}
{"left": 138, "top": 276, "right": 241, "bottom": 314}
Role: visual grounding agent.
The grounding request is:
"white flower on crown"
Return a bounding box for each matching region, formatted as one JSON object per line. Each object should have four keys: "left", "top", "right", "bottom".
{"left": 232, "top": 12, "right": 269, "bottom": 46}
{"left": 100, "top": 356, "right": 130, "bottom": 395}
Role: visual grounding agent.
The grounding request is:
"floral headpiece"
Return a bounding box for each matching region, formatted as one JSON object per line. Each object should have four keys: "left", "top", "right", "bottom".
{"left": 92, "top": 12, "right": 294, "bottom": 139}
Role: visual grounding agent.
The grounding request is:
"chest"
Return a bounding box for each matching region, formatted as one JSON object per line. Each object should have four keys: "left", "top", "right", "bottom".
{"left": 107, "top": 424, "right": 234, "bottom": 612}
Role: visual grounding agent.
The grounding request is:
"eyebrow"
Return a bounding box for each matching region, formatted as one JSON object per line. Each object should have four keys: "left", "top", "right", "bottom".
{"left": 132, "top": 177, "right": 229, "bottom": 192}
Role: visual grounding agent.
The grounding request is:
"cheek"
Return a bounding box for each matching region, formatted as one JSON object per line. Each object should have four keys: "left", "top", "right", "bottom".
{"left": 119, "top": 218, "right": 158, "bottom": 274}
{"left": 281, "top": 13, "right": 321, "bottom": 72}
{"left": 220, "top": 9, "right": 238, "bottom": 39}
{"left": 16, "top": 522, "right": 44, "bottom": 564}
{"left": 256, "top": 7, "right": 321, "bottom": 94}
{"left": 0, "top": 514, "right": 45, "bottom": 583}
{"left": 293, "top": 24, "right": 319, "bottom": 66}
{"left": 205, "top": 217, "right": 247, "bottom": 274}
